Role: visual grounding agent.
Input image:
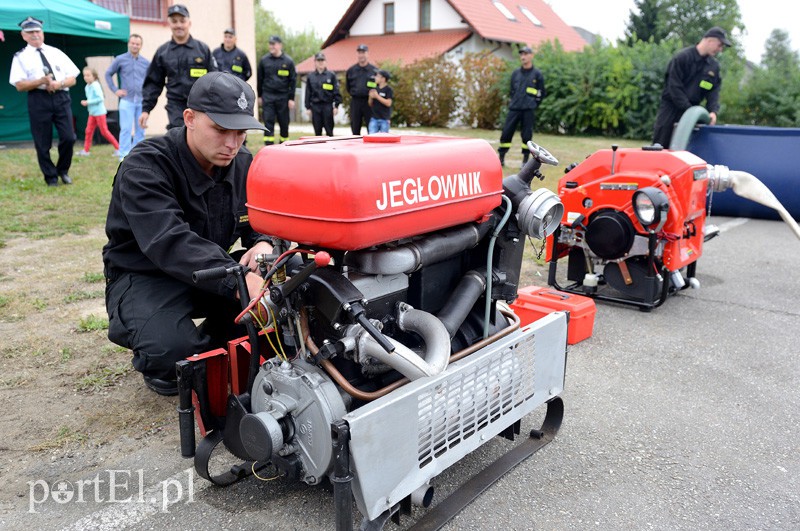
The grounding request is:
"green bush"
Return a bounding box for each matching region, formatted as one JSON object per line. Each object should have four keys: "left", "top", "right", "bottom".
{"left": 392, "top": 56, "right": 460, "bottom": 127}
{"left": 458, "top": 51, "right": 508, "bottom": 129}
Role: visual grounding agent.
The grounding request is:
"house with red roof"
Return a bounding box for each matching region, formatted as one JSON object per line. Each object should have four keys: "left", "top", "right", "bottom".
{"left": 296, "top": 0, "right": 588, "bottom": 75}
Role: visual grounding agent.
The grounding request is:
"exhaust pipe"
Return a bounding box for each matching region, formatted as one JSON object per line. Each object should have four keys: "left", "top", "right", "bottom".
{"left": 357, "top": 304, "right": 450, "bottom": 381}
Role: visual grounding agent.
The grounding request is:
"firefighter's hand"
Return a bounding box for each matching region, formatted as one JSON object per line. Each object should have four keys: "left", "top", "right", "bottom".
{"left": 333, "top": 106, "right": 339, "bottom": 116}
{"left": 288, "top": 100, "right": 296, "bottom": 111}
{"left": 139, "top": 112, "right": 149, "bottom": 129}
{"left": 708, "top": 111, "right": 718, "bottom": 125}
{"left": 244, "top": 271, "right": 266, "bottom": 301}
{"left": 240, "top": 240, "right": 274, "bottom": 274}
{"left": 305, "top": 109, "right": 311, "bottom": 117}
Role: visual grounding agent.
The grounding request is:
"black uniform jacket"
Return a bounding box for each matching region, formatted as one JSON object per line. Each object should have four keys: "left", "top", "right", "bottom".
{"left": 257, "top": 53, "right": 297, "bottom": 102}
{"left": 659, "top": 45, "right": 722, "bottom": 114}
{"left": 345, "top": 63, "right": 378, "bottom": 98}
{"left": 142, "top": 36, "right": 217, "bottom": 113}
{"left": 103, "top": 127, "right": 265, "bottom": 299}
{"left": 305, "top": 69, "right": 342, "bottom": 107}
{"left": 212, "top": 45, "right": 252, "bottom": 81}
{"left": 508, "top": 66, "right": 546, "bottom": 111}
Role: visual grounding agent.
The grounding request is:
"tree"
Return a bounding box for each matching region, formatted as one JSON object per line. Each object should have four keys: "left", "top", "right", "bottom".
{"left": 255, "top": 1, "right": 322, "bottom": 66}
{"left": 658, "top": 0, "right": 743, "bottom": 48}
{"left": 624, "top": 0, "right": 668, "bottom": 45}
{"left": 624, "top": 0, "right": 744, "bottom": 55}
{"left": 761, "top": 29, "right": 800, "bottom": 73}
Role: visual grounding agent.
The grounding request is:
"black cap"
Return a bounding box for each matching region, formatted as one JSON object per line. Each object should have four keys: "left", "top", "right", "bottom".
{"left": 356, "top": 44, "right": 368, "bottom": 52}
{"left": 377, "top": 69, "right": 391, "bottom": 81}
{"left": 519, "top": 46, "right": 533, "bottom": 54}
{"left": 314, "top": 52, "right": 326, "bottom": 61}
{"left": 167, "top": 4, "right": 189, "bottom": 18}
{"left": 187, "top": 72, "right": 266, "bottom": 131}
{"left": 269, "top": 35, "right": 282, "bottom": 44}
{"left": 704, "top": 26, "right": 731, "bottom": 47}
{"left": 224, "top": 27, "right": 235, "bottom": 36}
{"left": 19, "top": 16, "right": 43, "bottom": 32}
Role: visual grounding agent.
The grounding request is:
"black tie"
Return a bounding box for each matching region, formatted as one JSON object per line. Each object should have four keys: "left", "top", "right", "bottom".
{"left": 37, "top": 48, "right": 53, "bottom": 77}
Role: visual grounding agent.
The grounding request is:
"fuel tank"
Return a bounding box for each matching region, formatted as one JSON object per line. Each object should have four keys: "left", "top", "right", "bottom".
{"left": 246, "top": 134, "right": 503, "bottom": 250}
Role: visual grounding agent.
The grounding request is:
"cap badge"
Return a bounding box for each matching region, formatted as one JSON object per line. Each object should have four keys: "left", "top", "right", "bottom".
{"left": 237, "top": 91, "right": 248, "bottom": 110}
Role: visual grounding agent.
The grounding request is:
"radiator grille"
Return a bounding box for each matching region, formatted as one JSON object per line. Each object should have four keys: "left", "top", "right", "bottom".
{"left": 416, "top": 334, "right": 536, "bottom": 467}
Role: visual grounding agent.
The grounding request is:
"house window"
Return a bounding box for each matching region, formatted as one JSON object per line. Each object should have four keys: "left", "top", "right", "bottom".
{"left": 519, "top": 6, "right": 542, "bottom": 26}
{"left": 492, "top": 1, "right": 517, "bottom": 21}
{"left": 384, "top": 3, "right": 395, "bottom": 34}
{"left": 93, "top": 0, "right": 164, "bottom": 22}
{"left": 420, "top": 0, "right": 431, "bottom": 31}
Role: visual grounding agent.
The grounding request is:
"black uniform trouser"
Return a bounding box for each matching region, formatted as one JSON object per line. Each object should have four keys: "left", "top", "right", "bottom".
{"left": 350, "top": 97, "right": 372, "bottom": 135}
{"left": 262, "top": 98, "right": 290, "bottom": 145}
{"left": 310, "top": 103, "right": 334, "bottom": 136}
{"left": 165, "top": 98, "right": 189, "bottom": 130}
{"left": 105, "top": 271, "right": 245, "bottom": 380}
{"left": 498, "top": 108, "right": 536, "bottom": 156}
{"left": 28, "top": 90, "right": 75, "bottom": 184}
{"left": 652, "top": 104, "right": 683, "bottom": 148}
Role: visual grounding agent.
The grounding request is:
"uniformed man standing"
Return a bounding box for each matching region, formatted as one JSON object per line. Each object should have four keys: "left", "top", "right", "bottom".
{"left": 257, "top": 35, "right": 296, "bottom": 145}
{"left": 497, "top": 46, "right": 546, "bottom": 168}
{"left": 304, "top": 53, "right": 341, "bottom": 137}
{"left": 212, "top": 28, "right": 252, "bottom": 82}
{"left": 103, "top": 72, "right": 271, "bottom": 396}
{"left": 139, "top": 4, "right": 217, "bottom": 130}
{"left": 8, "top": 16, "right": 79, "bottom": 186}
{"left": 652, "top": 27, "right": 730, "bottom": 148}
{"left": 345, "top": 44, "right": 378, "bottom": 135}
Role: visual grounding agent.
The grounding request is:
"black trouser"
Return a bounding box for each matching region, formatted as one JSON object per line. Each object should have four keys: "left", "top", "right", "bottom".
{"left": 310, "top": 102, "right": 334, "bottom": 136}
{"left": 350, "top": 96, "right": 371, "bottom": 135}
{"left": 652, "top": 104, "right": 682, "bottom": 148}
{"left": 262, "top": 98, "right": 290, "bottom": 145}
{"left": 498, "top": 108, "right": 535, "bottom": 156}
{"left": 165, "top": 98, "right": 188, "bottom": 130}
{"left": 27, "top": 90, "right": 75, "bottom": 184}
{"left": 105, "top": 271, "right": 245, "bottom": 380}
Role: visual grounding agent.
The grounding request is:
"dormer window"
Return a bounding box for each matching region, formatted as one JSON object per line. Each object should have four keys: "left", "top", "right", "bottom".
{"left": 519, "top": 6, "right": 542, "bottom": 26}
{"left": 492, "top": 1, "right": 517, "bottom": 21}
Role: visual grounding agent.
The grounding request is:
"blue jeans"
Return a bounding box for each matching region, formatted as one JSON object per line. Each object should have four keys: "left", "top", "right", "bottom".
{"left": 368, "top": 118, "right": 390, "bottom": 134}
{"left": 118, "top": 99, "right": 145, "bottom": 157}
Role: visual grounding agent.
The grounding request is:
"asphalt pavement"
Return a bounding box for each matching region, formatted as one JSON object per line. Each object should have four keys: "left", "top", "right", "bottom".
{"left": 8, "top": 215, "right": 800, "bottom": 531}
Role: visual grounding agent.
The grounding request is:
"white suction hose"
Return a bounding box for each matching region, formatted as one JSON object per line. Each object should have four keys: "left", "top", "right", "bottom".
{"left": 708, "top": 165, "right": 800, "bottom": 241}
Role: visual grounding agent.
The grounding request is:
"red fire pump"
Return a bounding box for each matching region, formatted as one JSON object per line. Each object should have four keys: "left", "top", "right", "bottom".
{"left": 177, "top": 135, "right": 568, "bottom": 529}
{"left": 546, "top": 144, "right": 722, "bottom": 310}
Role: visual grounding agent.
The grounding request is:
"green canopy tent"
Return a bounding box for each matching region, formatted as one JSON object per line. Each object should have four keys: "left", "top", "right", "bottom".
{"left": 1, "top": 0, "right": 129, "bottom": 142}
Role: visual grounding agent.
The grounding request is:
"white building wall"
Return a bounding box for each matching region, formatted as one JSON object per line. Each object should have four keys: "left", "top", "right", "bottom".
{"left": 351, "top": 0, "right": 467, "bottom": 35}
{"left": 430, "top": 0, "right": 468, "bottom": 30}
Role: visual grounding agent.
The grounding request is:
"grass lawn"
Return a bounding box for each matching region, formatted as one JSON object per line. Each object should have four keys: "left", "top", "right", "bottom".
{"left": 0, "top": 129, "right": 644, "bottom": 246}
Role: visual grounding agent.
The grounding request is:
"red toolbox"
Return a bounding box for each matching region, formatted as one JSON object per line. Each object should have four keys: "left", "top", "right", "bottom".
{"left": 511, "top": 286, "right": 596, "bottom": 345}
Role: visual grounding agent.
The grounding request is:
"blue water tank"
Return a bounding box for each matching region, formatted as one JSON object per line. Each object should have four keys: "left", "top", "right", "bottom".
{"left": 687, "top": 125, "right": 800, "bottom": 220}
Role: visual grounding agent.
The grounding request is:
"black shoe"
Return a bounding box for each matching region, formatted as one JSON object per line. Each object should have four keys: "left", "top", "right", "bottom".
{"left": 142, "top": 375, "right": 178, "bottom": 396}
{"left": 47, "top": 180, "right": 59, "bottom": 187}
{"left": 59, "top": 173, "right": 73, "bottom": 185}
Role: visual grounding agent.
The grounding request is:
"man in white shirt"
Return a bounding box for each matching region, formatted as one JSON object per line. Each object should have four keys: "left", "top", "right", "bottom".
{"left": 8, "top": 16, "right": 80, "bottom": 186}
